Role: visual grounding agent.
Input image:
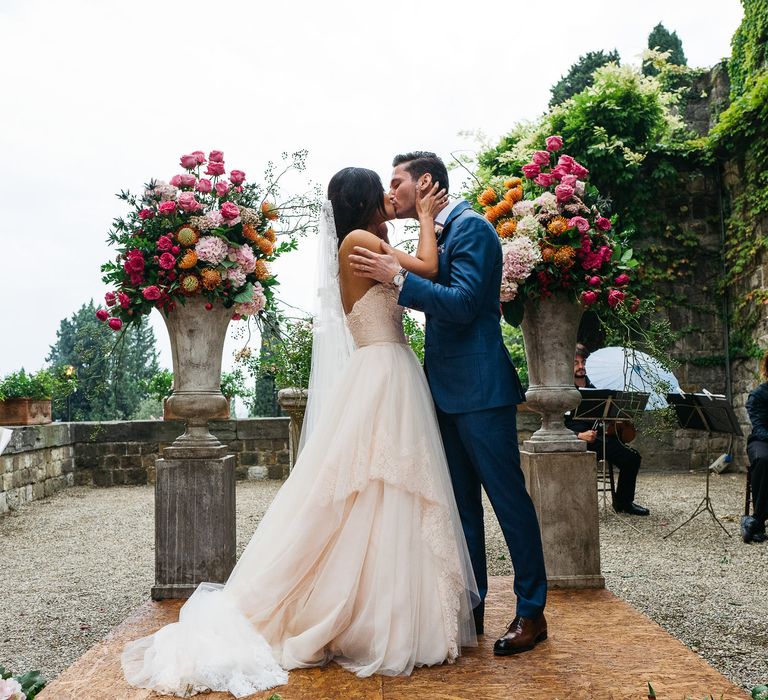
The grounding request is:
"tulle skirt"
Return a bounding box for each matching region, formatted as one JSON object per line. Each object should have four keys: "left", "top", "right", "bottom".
{"left": 122, "top": 341, "right": 479, "bottom": 697}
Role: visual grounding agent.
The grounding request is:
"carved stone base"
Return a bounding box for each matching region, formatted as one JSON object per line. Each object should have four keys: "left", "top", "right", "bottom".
{"left": 152, "top": 454, "right": 236, "bottom": 600}
{"left": 521, "top": 449, "right": 604, "bottom": 589}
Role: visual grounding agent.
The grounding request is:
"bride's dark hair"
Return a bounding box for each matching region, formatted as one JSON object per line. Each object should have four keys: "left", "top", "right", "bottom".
{"left": 327, "top": 167, "right": 386, "bottom": 246}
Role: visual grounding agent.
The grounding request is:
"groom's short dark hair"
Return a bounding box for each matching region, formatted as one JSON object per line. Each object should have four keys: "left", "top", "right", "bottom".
{"left": 392, "top": 151, "right": 449, "bottom": 194}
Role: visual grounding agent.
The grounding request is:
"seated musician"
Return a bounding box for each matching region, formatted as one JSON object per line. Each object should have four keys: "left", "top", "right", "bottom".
{"left": 564, "top": 344, "right": 650, "bottom": 516}
{"left": 743, "top": 350, "right": 768, "bottom": 543}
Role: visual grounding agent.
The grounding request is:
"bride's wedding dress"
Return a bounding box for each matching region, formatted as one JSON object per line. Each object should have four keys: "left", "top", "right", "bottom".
{"left": 122, "top": 284, "right": 478, "bottom": 697}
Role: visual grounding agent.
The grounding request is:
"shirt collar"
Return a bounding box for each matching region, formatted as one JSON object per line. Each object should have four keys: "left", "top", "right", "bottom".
{"left": 434, "top": 199, "right": 462, "bottom": 227}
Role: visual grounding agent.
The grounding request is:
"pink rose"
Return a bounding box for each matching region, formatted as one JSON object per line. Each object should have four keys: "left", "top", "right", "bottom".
{"left": 555, "top": 183, "right": 575, "bottom": 203}
{"left": 557, "top": 155, "right": 575, "bottom": 172}
{"left": 572, "top": 163, "right": 589, "bottom": 179}
{"left": 178, "top": 173, "right": 196, "bottom": 188}
{"left": 191, "top": 150, "right": 206, "bottom": 164}
{"left": 195, "top": 178, "right": 213, "bottom": 193}
{"left": 630, "top": 297, "right": 641, "bottom": 313}
{"left": 220, "top": 201, "right": 240, "bottom": 220}
{"left": 521, "top": 163, "right": 541, "bottom": 179}
{"left": 545, "top": 135, "right": 564, "bottom": 152}
{"left": 588, "top": 276, "right": 601, "bottom": 287}
{"left": 179, "top": 154, "right": 198, "bottom": 170}
{"left": 96, "top": 308, "right": 108, "bottom": 321}
{"left": 156, "top": 235, "right": 173, "bottom": 251}
{"left": 568, "top": 216, "right": 590, "bottom": 233}
{"left": 581, "top": 290, "right": 598, "bottom": 306}
{"left": 550, "top": 164, "right": 569, "bottom": 180}
{"left": 138, "top": 208, "right": 154, "bottom": 220}
{"left": 234, "top": 185, "right": 243, "bottom": 193}
{"left": 170, "top": 174, "right": 183, "bottom": 187}
{"left": 531, "top": 150, "right": 550, "bottom": 166}
{"left": 229, "top": 169, "right": 246, "bottom": 185}
{"left": 205, "top": 161, "right": 226, "bottom": 176}
{"left": 125, "top": 250, "right": 145, "bottom": 272}
{"left": 208, "top": 150, "right": 224, "bottom": 163}
{"left": 171, "top": 245, "right": 180, "bottom": 254}
{"left": 215, "top": 181, "right": 231, "bottom": 197}
{"left": 142, "top": 285, "right": 162, "bottom": 300}
{"left": 105, "top": 291, "right": 116, "bottom": 306}
{"left": 177, "top": 192, "right": 202, "bottom": 212}
{"left": 608, "top": 289, "right": 626, "bottom": 308}
{"left": 118, "top": 291, "right": 130, "bottom": 308}
{"left": 600, "top": 246, "right": 613, "bottom": 262}
{"left": 159, "top": 252, "right": 176, "bottom": 269}
{"left": 167, "top": 270, "right": 177, "bottom": 281}
{"left": 108, "top": 317, "right": 123, "bottom": 331}
{"left": 614, "top": 273, "right": 630, "bottom": 286}
{"left": 129, "top": 271, "right": 144, "bottom": 285}
{"left": 560, "top": 174, "right": 578, "bottom": 187}
{"left": 158, "top": 200, "right": 177, "bottom": 215}
{"left": 595, "top": 216, "right": 611, "bottom": 231}
{"left": 534, "top": 173, "right": 555, "bottom": 187}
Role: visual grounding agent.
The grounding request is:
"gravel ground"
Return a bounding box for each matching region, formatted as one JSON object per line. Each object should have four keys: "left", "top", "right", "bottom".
{"left": 1, "top": 471, "right": 766, "bottom": 691}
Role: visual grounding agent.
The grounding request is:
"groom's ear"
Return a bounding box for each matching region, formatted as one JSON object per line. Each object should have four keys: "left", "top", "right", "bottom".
{"left": 417, "top": 173, "right": 433, "bottom": 192}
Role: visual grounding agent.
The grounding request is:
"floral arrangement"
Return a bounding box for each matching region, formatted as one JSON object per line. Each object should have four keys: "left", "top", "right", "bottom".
{"left": 474, "top": 135, "right": 638, "bottom": 325}
{"left": 0, "top": 668, "right": 45, "bottom": 700}
{"left": 99, "top": 150, "right": 315, "bottom": 330}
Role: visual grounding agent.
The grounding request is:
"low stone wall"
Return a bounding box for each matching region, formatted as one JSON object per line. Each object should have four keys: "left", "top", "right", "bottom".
{"left": 0, "top": 418, "right": 290, "bottom": 516}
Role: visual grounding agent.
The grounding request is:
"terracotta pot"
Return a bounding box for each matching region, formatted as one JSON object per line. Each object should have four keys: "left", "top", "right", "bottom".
{"left": 0, "top": 398, "right": 52, "bottom": 426}
{"left": 521, "top": 296, "right": 584, "bottom": 450}
{"left": 159, "top": 297, "right": 232, "bottom": 451}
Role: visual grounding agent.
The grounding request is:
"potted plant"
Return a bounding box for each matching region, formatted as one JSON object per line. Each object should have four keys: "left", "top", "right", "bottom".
{"left": 0, "top": 368, "right": 75, "bottom": 426}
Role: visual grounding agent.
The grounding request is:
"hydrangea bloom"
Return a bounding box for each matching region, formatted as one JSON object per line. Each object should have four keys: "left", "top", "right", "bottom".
{"left": 234, "top": 281, "right": 267, "bottom": 316}
{"left": 195, "top": 236, "right": 229, "bottom": 265}
{"left": 500, "top": 236, "right": 542, "bottom": 302}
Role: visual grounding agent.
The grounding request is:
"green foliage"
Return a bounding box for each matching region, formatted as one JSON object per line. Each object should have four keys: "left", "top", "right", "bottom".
{"left": 643, "top": 23, "right": 687, "bottom": 75}
{"left": 501, "top": 323, "right": 528, "bottom": 389}
{"left": 753, "top": 684, "right": 768, "bottom": 700}
{"left": 143, "top": 367, "right": 251, "bottom": 403}
{"left": 250, "top": 311, "right": 281, "bottom": 416}
{"left": 0, "top": 368, "right": 74, "bottom": 402}
{"left": 403, "top": 312, "right": 425, "bottom": 362}
{"left": 46, "top": 300, "right": 160, "bottom": 421}
{"left": 550, "top": 49, "right": 621, "bottom": 107}
{"left": 0, "top": 667, "right": 46, "bottom": 699}
{"left": 729, "top": 0, "right": 768, "bottom": 97}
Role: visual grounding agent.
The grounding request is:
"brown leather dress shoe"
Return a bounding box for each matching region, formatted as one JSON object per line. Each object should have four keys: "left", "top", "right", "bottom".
{"left": 493, "top": 614, "right": 547, "bottom": 656}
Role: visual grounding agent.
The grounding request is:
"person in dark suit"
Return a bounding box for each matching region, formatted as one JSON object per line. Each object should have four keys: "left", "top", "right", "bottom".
{"left": 349, "top": 151, "right": 547, "bottom": 656}
{"left": 743, "top": 351, "right": 768, "bottom": 543}
{"left": 565, "top": 344, "right": 650, "bottom": 516}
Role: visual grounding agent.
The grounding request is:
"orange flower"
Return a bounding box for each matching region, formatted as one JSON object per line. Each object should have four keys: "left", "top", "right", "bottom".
{"left": 554, "top": 245, "right": 576, "bottom": 269}
{"left": 485, "top": 205, "right": 500, "bottom": 223}
{"left": 175, "top": 225, "right": 200, "bottom": 247}
{"left": 200, "top": 268, "right": 222, "bottom": 290}
{"left": 477, "top": 187, "right": 498, "bottom": 207}
{"left": 547, "top": 216, "right": 569, "bottom": 236}
{"left": 504, "top": 177, "right": 522, "bottom": 189}
{"left": 265, "top": 227, "right": 276, "bottom": 242}
{"left": 255, "top": 259, "right": 271, "bottom": 280}
{"left": 242, "top": 223, "right": 259, "bottom": 242}
{"left": 541, "top": 245, "right": 556, "bottom": 262}
{"left": 496, "top": 219, "right": 518, "bottom": 239}
{"left": 255, "top": 235, "right": 274, "bottom": 256}
{"left": 504, "top": 187, "right": 523, "bottom": 204}
{"left": 495, "top": 200, "right": 513, "bottom": 217}
{"left": 179, "top": 273, "right": 201, "bottom": 295}
{"left": 178, "top": 250, "right": 198, "bottom": 269}
{"left": 261, "top": 201, "right": 279, "bottom": 220}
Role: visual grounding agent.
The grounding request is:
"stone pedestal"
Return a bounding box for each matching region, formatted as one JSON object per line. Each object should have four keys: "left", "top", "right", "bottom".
{"left": 277, "top": 388, "right": 308, "bottom": 470}
{"left": 152, "top": 450, "right": 236, "bottom": 600}
{"left": 522, "top": 446, "right": 604, "bottom": 589}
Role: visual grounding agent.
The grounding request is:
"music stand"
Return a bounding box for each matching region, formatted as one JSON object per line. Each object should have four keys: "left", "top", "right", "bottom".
{"left": 663, "top": 392, "right": 743, "bottom": 539}
{"left": 572, "top": 389, "right": 650, "bottom": 512}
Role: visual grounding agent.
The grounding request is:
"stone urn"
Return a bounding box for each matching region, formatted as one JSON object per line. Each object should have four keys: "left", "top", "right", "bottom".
{"left": 277, "top": 387, "right": 308, "bottom": 470}
{"left": 161, "top": 296, "right": 233, "bottom": 455}
{"left": 520, "top": 296, "right": 585, "bottom": 452}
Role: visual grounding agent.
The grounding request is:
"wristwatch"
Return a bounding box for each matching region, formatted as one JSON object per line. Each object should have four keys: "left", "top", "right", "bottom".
{"left": 392, "top": 268, "right": 408, "bottom": 290}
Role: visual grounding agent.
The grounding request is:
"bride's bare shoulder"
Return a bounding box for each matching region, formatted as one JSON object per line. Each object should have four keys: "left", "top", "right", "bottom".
{"left": 339, "top": 229, "right": 383, "bottom": 255}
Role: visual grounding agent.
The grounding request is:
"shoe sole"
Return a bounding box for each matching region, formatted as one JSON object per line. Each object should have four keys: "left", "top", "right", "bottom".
{"left": 493, "top": 631, "right": 547, "bottom": 656}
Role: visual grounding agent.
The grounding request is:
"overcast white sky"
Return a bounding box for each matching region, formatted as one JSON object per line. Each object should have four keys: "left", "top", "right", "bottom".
{"left": 0, "top": 0, "right": 743, "bottom": 378}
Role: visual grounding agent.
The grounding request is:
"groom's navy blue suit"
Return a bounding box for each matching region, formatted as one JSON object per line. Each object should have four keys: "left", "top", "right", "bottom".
{"left": 398, "top": 200, "right": 547, "bottom": 620}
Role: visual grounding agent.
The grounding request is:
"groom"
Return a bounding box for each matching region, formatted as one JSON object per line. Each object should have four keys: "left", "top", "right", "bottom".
{"left": 349, "top": 151, "right": 548, "bottom": 655}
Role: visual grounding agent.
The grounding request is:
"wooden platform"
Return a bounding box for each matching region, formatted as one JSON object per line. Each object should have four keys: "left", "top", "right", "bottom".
{"left": 39, "top": 577, "right": 749, "bottom": 700}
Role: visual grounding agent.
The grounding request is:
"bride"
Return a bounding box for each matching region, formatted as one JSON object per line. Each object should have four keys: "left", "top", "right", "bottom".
{"left": 122, "top": 166, "right": 479, "bottom": 697}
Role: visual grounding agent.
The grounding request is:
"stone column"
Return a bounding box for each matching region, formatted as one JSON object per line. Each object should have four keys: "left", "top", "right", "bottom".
{"left": 277, "top": 388, "right": 308, "bottom": 470}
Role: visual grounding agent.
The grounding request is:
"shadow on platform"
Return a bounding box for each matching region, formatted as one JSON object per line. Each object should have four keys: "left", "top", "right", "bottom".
{"left": 39, "top": 577, "right": 749, "bottom": 699}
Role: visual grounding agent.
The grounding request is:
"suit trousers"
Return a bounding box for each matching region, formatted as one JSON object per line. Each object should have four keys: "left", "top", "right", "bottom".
{"left": 436, "top": 404, "right": 547, "bottom": 619}
{"left": 747, "top": 439, "right": 768, "bottom": 524}
{"left": 589, "top": 435, "right": 641, "bottom": 506}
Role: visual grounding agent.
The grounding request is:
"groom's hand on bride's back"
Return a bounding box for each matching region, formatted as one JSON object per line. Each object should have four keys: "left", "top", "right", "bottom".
{"left": 349, "top": 243, "right": 400, "bottom": 285}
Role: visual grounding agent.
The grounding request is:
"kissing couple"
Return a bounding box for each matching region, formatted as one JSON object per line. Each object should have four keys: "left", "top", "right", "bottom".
{"left": 122, "top": 152, "right": 548, "bottom": 697}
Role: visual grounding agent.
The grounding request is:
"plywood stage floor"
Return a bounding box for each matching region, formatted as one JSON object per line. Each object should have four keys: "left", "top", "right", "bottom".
{"left": 38, "top": 577, "right": 749, "bottom": 700}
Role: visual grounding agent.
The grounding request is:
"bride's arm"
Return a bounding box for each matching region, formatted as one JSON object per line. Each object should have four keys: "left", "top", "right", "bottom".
{"left": 387, "top": 183, "right": 446, "bottom": 281}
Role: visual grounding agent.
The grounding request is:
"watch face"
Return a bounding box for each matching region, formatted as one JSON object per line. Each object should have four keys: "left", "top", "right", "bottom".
{"left": 393, "top": 274, "right": 404, "bottom": 286}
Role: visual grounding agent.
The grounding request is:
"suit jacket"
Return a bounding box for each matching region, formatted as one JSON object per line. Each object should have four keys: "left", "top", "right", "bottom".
{"left": 398, "top": 200, "right": 525, "bottom": 414}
